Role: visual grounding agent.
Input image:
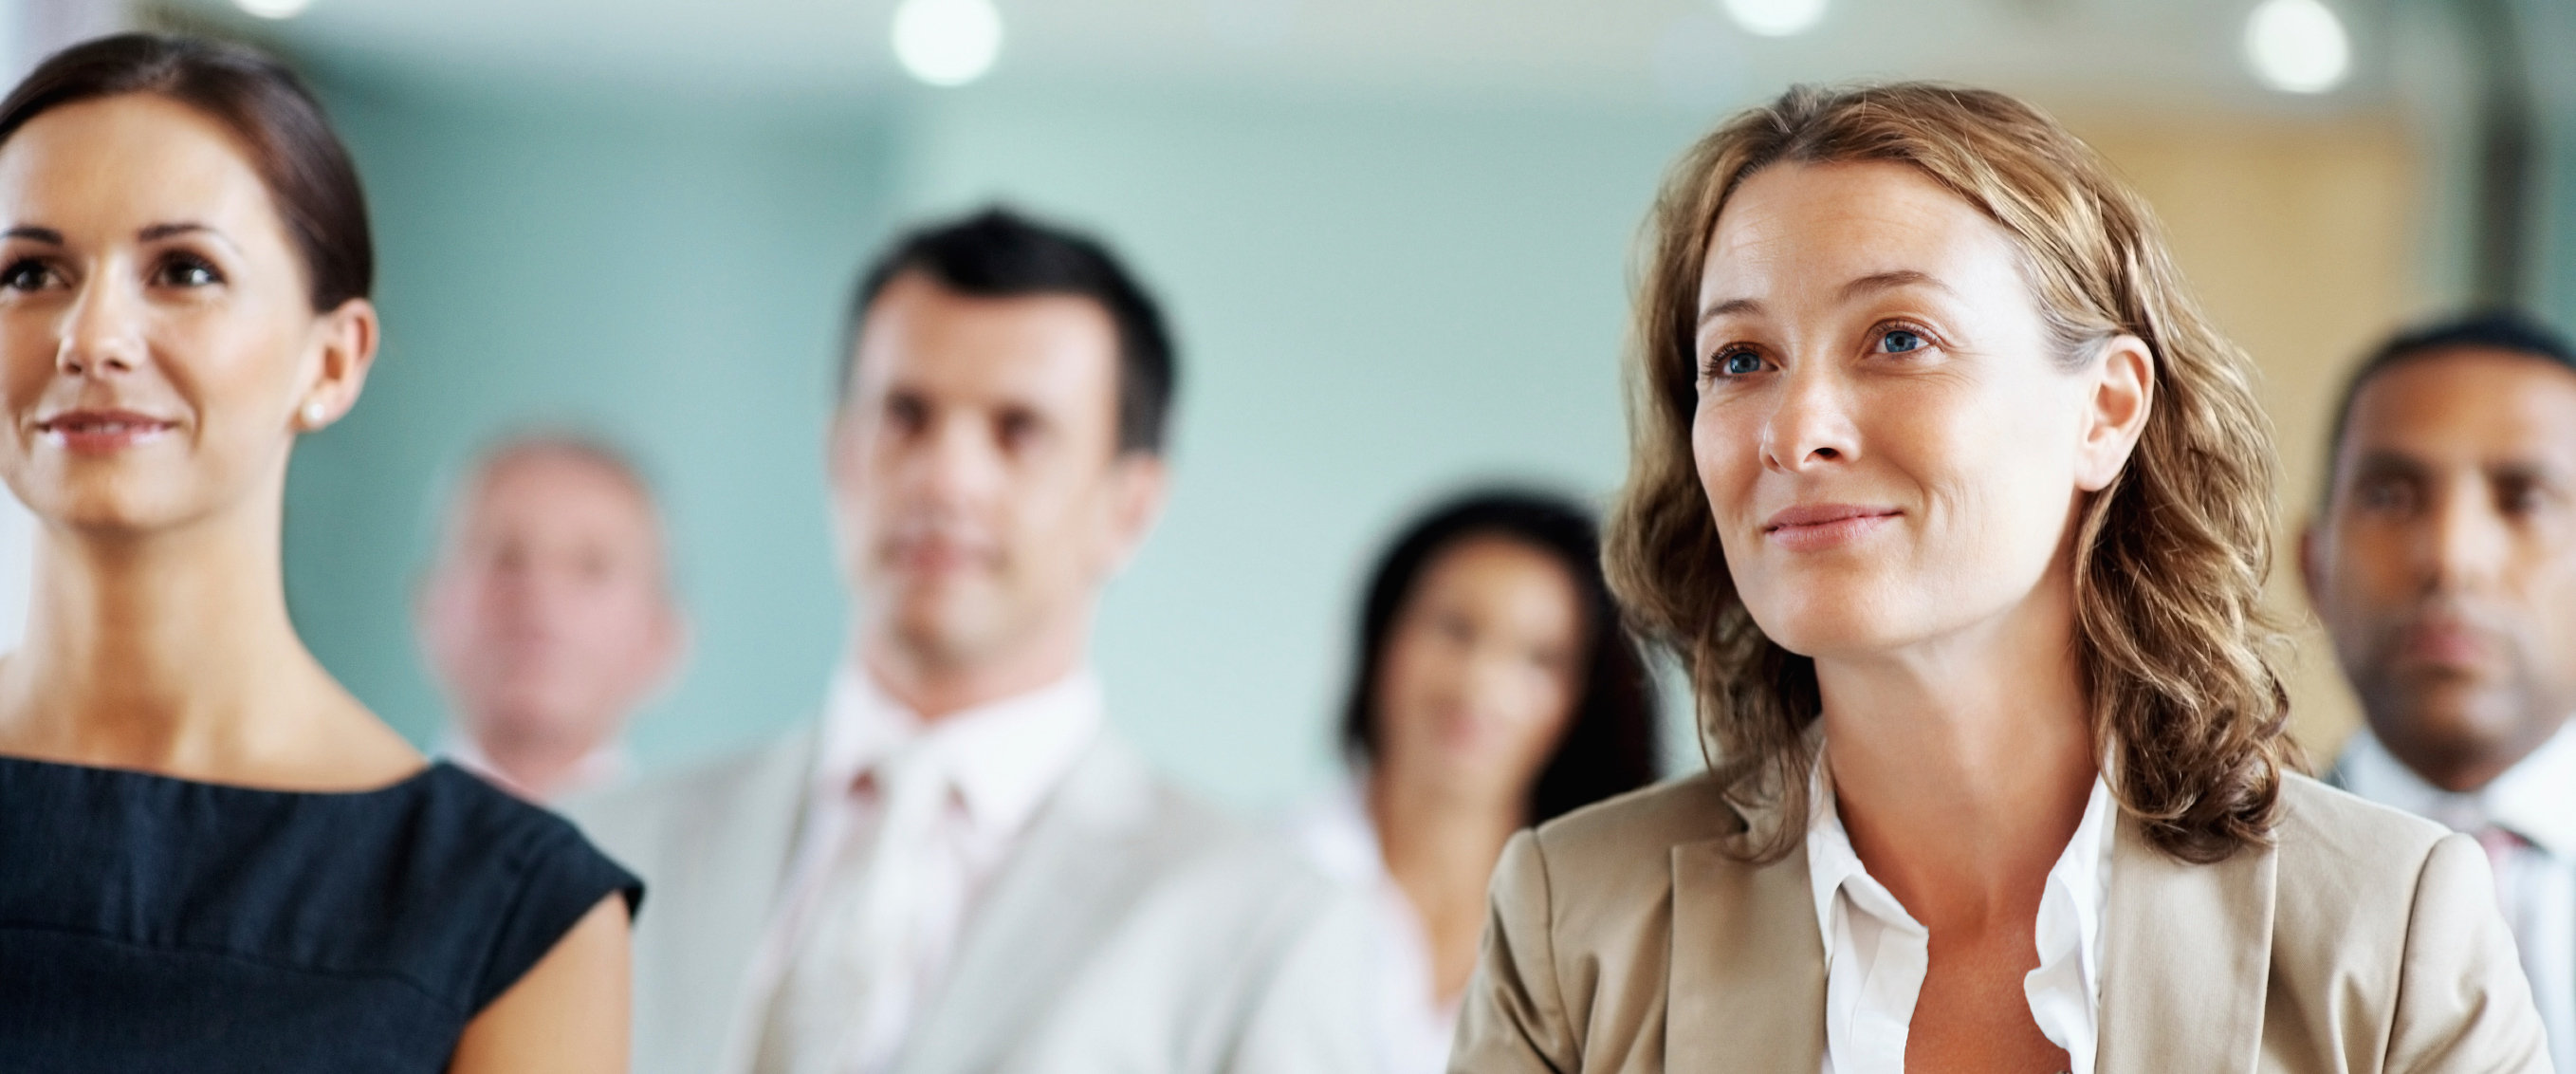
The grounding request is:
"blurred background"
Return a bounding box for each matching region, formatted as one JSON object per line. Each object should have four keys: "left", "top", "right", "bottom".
{"left": 0, "top": 0, "right": 2567, "bottom": 806}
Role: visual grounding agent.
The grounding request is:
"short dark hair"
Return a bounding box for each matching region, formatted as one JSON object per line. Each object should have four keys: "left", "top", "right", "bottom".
{"left": 0, "top": 33, "right": 372, "bottom": 312}
{"left": 1340, "top": 489, "right": 1662, "bottom": 825}
{"left": 841, "top": 207, "right": 1177, "bottom": 455}
{"left": 2321, "top": 310, "right": 2576, "bottom": 507}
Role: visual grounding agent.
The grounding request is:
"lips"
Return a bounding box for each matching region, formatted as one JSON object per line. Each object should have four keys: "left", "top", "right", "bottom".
{"left": 35, "top": 409, "right": 178, "bottom": 454}
{"left": 2391, "top": 619, "right": 2498, "bottom": 672}
{"left": 1762, "top": 503, "right": 1901, "bottom": 552}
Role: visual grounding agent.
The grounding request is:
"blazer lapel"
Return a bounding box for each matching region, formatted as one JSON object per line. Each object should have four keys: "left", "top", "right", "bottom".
{"left": 897, "top": 737, "right": 1198, "bottom": 1074}
{"left": 1667, "top": 824, "right": 1826, "bottom": 1071}
{"left": 2094, "top": 812, "right": 2276, "bottom": 1074}
{"left": 690, "top": 729, "right": 823, "bottom": 1074}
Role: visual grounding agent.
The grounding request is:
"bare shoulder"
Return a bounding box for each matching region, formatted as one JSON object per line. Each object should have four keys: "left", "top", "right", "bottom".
{"left": 449, "top": 895, "right": 632, "bottom": 1074}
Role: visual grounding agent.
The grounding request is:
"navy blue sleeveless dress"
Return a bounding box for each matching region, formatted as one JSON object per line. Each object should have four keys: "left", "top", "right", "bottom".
{"left": 0, "top": 757, "right": 643, "bottom": 1072}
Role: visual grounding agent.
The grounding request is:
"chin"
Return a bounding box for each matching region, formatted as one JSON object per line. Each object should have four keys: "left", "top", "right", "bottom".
{"left": 2377, "top": 681, "right": 2532, "bottom": 750}
{"left": 1739, "top": 590, "right": 1909, "bottom": 659}
{"left": 887, "top": 599, "right": 1003, "bottom": 661}
{"left": 31, "top": 484, "right": 206, "bottom": 533}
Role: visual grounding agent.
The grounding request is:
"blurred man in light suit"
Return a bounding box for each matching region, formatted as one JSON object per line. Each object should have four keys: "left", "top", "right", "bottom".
{"left": 2307, "top": 311, "right": 2576, "bottom": 1073}
{"left": 569, "top": 208, "right": 1369, "bottom": 1074}
{"left": 419, "top": 433, "right": 686, "bottom": 802}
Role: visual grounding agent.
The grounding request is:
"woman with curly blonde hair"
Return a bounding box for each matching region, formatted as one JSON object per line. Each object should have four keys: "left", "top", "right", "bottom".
{"left": 1448, "top": 83, "right": 2548, "bottom": 1074}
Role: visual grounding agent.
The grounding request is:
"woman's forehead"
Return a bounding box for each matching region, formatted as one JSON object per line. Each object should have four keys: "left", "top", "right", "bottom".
{"left": 1697, "top": 160, "right": 2024, "bottom": 319}
{"left": 0, "top": 94, "right": 281, "bottom": 242}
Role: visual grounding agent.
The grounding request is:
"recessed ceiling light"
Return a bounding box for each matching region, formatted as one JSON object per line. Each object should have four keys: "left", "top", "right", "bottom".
{"left": 892, "top": 0, "right": 1004, "bottom": 87}
{"left": 1720, "top": 0, "right": 1828, "bottom": 38}
{"left": 233, "top": 0, "right": 312, "bottom": 18}
{"left": 2244, "top": 0, "right": 2350, "bottom": 94}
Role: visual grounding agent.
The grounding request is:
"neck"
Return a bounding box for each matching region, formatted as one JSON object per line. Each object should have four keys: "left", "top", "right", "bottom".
{"left": 1371, "top": 768, "right": 1525, "bottom": 897}
{"left": 0, "top": 490, "right": 343, "bottom": 775}
{"left": 1368, "top": 765, "right": 1527, "bottom": 1003}
{"left": 1816, "top": 571, "right": 2098, "bottom": 931}
{"left": 2382, "top": 709, "right": 2571, "bottom": 794}
{"left": 861, "top": 608, "right": 1090, "bottom": 721}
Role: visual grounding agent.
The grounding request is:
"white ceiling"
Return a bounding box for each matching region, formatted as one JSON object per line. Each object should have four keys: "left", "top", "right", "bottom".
{"left": 158, "top": 0, "right": 2412, "bottom": 115}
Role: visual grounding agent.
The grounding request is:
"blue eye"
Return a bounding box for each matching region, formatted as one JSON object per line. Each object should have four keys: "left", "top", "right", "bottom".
{"left": 1716, "top": 350, "right": 1763, "bottom": 376}
{"left": 1879, "top": 328, "right": 1926, "bottom": 354}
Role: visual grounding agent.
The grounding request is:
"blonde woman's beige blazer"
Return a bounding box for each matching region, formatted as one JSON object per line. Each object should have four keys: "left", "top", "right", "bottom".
{"left": 1450, "top": 772, "right": 2549, "bottom": 1074}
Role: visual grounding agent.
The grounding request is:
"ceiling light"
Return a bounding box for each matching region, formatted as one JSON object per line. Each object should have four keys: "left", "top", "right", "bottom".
{"left": 233, "top": 0, "right": 312, "bottom": 18}
{"left": 1720, "top": 0, "right": 1827, "bottom": 37}
{"left": 2244, "top": 0, "right": 2350, "bottom": 94}
{"left": 892, "top": 0, "right": 1003, "bottom": 87}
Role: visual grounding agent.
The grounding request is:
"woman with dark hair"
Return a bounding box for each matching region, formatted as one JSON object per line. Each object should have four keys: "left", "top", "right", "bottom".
{"left": 0, "top": 35, "right": 635, "bottom": 1072}
{"left": 1295, "top": 489, "right": 1658, "bottom": 1074}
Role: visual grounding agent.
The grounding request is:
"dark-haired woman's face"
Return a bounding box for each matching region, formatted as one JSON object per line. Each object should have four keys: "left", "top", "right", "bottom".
{"left": 0, "top": 93, "right": 373, "bottom": 534}
{"left": 1372, "top": 536, "right": 1586, "bottom": 806}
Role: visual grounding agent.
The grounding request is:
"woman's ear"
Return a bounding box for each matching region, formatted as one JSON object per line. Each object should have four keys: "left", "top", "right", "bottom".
{"left": 2074, "top": 335, "right": 2154, "bottom": 492}
{"left": 294, "top": 297, "right": 380, "bottom": 431}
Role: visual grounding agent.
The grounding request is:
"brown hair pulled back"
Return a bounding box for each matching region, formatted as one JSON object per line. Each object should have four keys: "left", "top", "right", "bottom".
{"left": 0, "top": 33, "right": 372, "bottom": 311}
{"left": 1606, "top": 83, "right": 2296, "bottom": 864}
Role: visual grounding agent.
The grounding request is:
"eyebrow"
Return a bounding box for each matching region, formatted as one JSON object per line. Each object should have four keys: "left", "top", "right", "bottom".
{"left": 2489, "top": 459, "right": 2568, "bottom": 489}
{"left": 2346, "top": 452, "right": 2430, "bottom": 483}
{"left": 138, "top": 222, "right": 215, "bottom": 242}
{"left": 0, "top": 222, "right": 220, "bottom": 246}
{"left": 1696, "top": 269, "right": 1956, "bottom": 327}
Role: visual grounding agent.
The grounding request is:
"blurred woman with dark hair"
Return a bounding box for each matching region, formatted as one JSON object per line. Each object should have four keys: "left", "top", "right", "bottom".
{"left": 0, "top": 35, "right": 635, "bottom": 1071}
{"left": 1295, "top": 489, "right": 1659, "bottom": 1074}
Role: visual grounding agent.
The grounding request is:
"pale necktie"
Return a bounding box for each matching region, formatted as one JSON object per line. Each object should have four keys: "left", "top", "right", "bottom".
{"left": 2476, "top": 824, "right": 2529, "bottom": 913}
{"left": 755, "top": 743, "right": 952, "bottom": 1074}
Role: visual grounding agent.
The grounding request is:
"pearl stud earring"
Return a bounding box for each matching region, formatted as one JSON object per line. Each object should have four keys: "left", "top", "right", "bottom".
{"left": 302, "top": 401, "right": 326, "bottom": 428}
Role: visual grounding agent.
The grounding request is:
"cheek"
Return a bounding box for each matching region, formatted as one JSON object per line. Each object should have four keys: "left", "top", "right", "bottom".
{"left": 164, "top": 303, "right": 301, "bottom": 413}
{"left": 1505, "top": 670, "right": 1577, "bottom": 750}
{"left": 1906, "top": 376, "right": 2083, "bottom": 556}
{"left": 0, "top": 309, "right": 53, "bottom": 401}
{"left": 1372, "top": 633, "right": 1448, "bottom": 732}
{"left": 2523, "top": 537, "right": 2576, "bottom": 664}
{"left": 1692, "top": 396, "right": 1766, "bottom": 547}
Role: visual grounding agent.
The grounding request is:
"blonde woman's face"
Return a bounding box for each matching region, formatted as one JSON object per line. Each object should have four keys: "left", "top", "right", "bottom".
{"left": 1689, "top": 161, "right": 2138, "bottom": 662}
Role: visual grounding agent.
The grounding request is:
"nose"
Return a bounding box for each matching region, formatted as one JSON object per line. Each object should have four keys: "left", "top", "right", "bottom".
{"left": 908, "top": 411, "right": 1004, "bottom": 510}
{"left": 56, "top": 272, "right": 145, "bottom": 379}
{"left": 1758, "top": 358, "right": 1859, "bottom": 474}
{"left": 2418, "top": 481, "right": 2506, "bottom": 597}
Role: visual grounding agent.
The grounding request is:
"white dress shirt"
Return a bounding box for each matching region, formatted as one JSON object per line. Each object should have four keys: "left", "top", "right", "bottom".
{"left": 1288, "top": 778, "right": 1458, "bottom": 1074}
{"left": 2336, "top": 720, "right": 2576, "bottom": 1074}
{"left": 743, "top": 662, "right": 1105, "bottom": 1074}
{"left": 441, "top": 732, "right": 630, "bottom": 803}
{"left": 1805, "top": 761, "right": 2115, "bottom": 1074}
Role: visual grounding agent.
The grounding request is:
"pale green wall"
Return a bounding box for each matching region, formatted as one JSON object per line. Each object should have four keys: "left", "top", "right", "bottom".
{"left": 890, "top": 86, "right": 1712, "bottom": 801}
{"left": 285, "top": 71, "right": 899, "bottom": 768}
{"left": 284, "top": 70, "right": 1718, "bottom": 806}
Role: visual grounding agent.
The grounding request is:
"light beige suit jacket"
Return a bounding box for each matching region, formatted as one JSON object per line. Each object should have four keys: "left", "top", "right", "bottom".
{"left": 1450, "top": 771, "right": 2549, "bottom": 1073}
{"left": 569, "top": 726, "right": 1374, "bottom": 1074}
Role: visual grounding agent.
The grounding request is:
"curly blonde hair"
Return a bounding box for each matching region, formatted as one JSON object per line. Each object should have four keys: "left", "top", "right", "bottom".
{"left": 1606, "top": 83, "right": 2297, "bottom": 864}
